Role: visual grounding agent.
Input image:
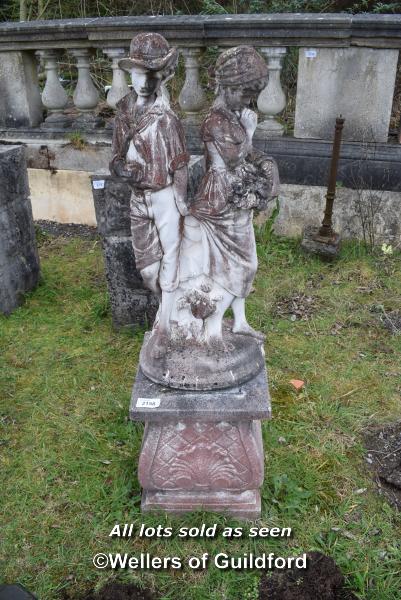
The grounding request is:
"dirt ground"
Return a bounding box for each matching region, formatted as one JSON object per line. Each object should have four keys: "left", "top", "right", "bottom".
{"left": 35, "top": 220, "right": 99, "bottom": 240}
{"left": 363, "top": 421, "right": 401, "bottom": 511}
{"left": 60, "top": 552, "right": 359, "bottom": 600}
{"left": 79, "top": 583, "right": 155, "bottom": 600}
{"left": 259, "top": 552, "right": 358, "bottom": 600}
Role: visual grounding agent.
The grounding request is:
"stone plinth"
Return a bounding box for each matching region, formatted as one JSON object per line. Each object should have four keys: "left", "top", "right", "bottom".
{"left": 0, "top": 146, "right": 40, "bottom": 315}
{"left": 130, "top": 366, "right": 271, "bottom": 519}
{"left": 294, "top": 47, "right": 398, "bottom": 143}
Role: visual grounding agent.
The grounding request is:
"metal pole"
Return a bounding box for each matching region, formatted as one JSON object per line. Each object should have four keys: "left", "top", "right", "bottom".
{"left": 318, "top": 116, "right": 345, "bottom": 239}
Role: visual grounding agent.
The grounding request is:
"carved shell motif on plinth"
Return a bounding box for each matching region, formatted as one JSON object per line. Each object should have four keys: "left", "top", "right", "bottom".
{"left": 138, "top": 420, "right": 264, "bottom": 492}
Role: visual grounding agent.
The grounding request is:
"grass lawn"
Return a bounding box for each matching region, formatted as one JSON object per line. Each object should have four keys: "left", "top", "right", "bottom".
{"left": 0, "top": 231, "right": 400, "bottom": 600}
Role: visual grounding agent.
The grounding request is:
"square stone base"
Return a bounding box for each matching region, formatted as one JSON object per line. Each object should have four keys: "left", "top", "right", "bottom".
{"left": 130, "top": 366, "right": 271, "bottom": 520}
{"left": 142, "top": 489, "right": 261, "bottom": 519}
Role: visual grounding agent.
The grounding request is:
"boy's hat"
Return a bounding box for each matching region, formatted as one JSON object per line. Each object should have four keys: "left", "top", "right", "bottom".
{"left": 119, "top": 32, "right": 178, "bottom": 72}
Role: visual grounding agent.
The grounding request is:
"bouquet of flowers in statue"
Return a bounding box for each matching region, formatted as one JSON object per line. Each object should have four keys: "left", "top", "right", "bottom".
{"left": 230, "top": 159, "right": 278, "bottom": 212}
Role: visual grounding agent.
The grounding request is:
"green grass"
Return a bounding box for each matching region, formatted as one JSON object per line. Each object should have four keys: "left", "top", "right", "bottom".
{"left": 1, "top": 233, "right": 400, "bottom": 600}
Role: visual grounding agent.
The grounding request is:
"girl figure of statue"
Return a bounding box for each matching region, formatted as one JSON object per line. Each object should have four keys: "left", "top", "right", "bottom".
{"left": 180, "top": 46, "right": 279, "bottom": 345}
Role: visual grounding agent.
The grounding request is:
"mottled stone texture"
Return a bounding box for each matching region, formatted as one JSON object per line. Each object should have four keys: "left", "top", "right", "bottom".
{"left": 91, "top": 175, "right": 158, "bottom": 330}
{"left": 0, "top": 51, "right": 43, "bottom": 128}
{"left": 294, "top": 47, "right": 399, "bottom": 143}
{"left": 0, "top": 145, "right": 40, "bottom": 315}
{"left": 130, "top": 366, "right": 271, "bottom": 519}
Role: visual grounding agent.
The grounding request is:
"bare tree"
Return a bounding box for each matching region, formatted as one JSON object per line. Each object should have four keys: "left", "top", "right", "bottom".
{"left": 20, "top": 0, "right": 27, "bottom": 20}
{"left": 350, "top": 127, "right": 389, "bottom": 250}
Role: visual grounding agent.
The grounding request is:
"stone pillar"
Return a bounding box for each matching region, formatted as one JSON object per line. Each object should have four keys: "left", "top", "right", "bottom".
{"left": 0, "top": 51, "right": 43, "bottom": 127}
{"left": 70, "top": 48, "right": 101, "bottom": 126}
{"left": 37, "top": 50, "right": 69, "bottom": 128}
{"left": 130, "top": 366, "right": 271, "bottom": 519}
{"left": 0, "top": 146, "right": 40, "bottom": 315}
{"left": 103, "top": 48, "right": 130, "bottom": 109}
{"left": 178, "top": 47, "right": 206, "bottom": 122}
{"left": 257, "top": 47, "right": 287, "bottom": 137}
{"left": 91, "top": 174, "right": 158, "bottom": 330}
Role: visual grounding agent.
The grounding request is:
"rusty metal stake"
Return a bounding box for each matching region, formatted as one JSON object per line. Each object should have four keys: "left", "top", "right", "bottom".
{"left": 316, "top": 116, "right": 345, "bottom": 241}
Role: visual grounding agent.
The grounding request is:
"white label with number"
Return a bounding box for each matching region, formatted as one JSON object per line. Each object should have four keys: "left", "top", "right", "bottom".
{"left": 92, "top": 179, "right": 105, "bottom": 189}
{"left": 304, "top": 48, "right": 317, "bottom": 59}
{"left": 136, "top": 397, "right": 161, "bottom": 408}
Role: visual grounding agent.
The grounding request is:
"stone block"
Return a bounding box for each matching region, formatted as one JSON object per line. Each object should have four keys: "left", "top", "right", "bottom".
{"left": 130, "top": 366, "right": 271, "bottom": 519}
{"left": 102, "top": 236, "right": 155, "bottom": 330}
{"left": 29, "top": 168, "right": 96, "bottom": 225}
{"left": 0, "top": 146, "right": 40, "bottom": 315}
{"left": 0, "top": 51, "right": 43, "bottom": 127}
{"left": 294, "top": 47, "right": 399, "bottom": 142}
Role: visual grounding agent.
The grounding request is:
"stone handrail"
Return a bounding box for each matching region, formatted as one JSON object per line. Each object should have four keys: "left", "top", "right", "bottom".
{"left": 0, "top": 14, "right": 401, "bottom": 49}
{"left": 0, "top": 14, "right": 399, "bottom": 143}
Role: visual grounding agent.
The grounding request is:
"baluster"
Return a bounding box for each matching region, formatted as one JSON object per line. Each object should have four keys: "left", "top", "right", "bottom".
{"left": 178, "top": 47, "right": 206, "bottom": 122}
{"left": 257, "top": 47, "right": 287, "bottom": 136}
{"left": 70, "top": 48, "right": 101, "bottom": 126}
{"left": 103, "top": 48, "right": 130, "bottom": 109}
{"left": 37, "top": 49, "right": 69, "bottom": 128}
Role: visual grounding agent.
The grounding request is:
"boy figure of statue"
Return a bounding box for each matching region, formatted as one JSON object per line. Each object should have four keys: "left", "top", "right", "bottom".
{"left": 110, "top": 33, "right": 190, "bottom": 358}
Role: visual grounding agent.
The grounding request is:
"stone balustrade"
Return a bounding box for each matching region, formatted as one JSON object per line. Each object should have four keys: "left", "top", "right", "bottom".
{"left": 0, "top": 14, "right": 400, "bottom": 143}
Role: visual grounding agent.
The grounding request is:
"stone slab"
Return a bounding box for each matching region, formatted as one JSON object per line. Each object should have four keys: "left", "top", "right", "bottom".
{"left": 29, "top": 168, "right": 96, "bottom": 225}
{"left": 0, "top": 51, "right": 42, "bottom": 127}
{"left": 294, "top": 47, "right": 399, "bottom": 143}
{"left": 0, "top": 584, "right": 36, "bottom": 600}
{"left": 130, "top": 365, "right": 271, "bottom": 423}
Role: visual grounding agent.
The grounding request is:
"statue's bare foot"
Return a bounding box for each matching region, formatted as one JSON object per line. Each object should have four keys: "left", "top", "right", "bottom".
{"left": 232, "top": 323, "right": 265, "bottom": 341}
{"left": 149, "top": 331, "right": 169, "bottom": 359}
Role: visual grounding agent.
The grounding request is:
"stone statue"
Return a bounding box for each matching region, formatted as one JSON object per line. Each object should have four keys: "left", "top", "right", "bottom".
{"left": 110, "top": 37, "right": 279, "bottom": 390}
{"left": 124, "top": 41, "right": 278, "bottom": 519}
{"left": 110, "top": 33, "right": 190, "bottom": 358}
{"left": 140, "top": 45, "right": 279, "bottom": 389}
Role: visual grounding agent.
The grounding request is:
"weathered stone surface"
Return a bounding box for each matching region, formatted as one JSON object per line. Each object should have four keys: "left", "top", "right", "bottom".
{"left": 130, "top": 364, "right": 271, "bottom": 422}
{"left": 1, "top": 14, "right": 401, "bottom": 51}
{"left": 0, "top": 51, "right": 42, "bottom": 127}
{"left": 91, "top": 175, "right": 157, "bottom": 330}
{"left": 301, "top": 225, "right": 341, "bottom": 260}
{"left": 139, "top": 327, "right": 265, "bottom": 391}
{"left": 260, "top": 184, "right": 401, "bottom": 247}
{"left": 130, "top": 365, "right": 270, "bottom": 519}
{"left": 1, "top": 133, "right": 400, "bottom": 191}
{"left": 29, "top": 168, "right": 96, "bottom": 225}
{"left": 141, "top": 489, "right": 261, "bottom": 519}
{"left": 0, "top": 145, "right": 40, "bottom": 315}
{"left": 294, "top": 47, "right": 399, "bottom": 143}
